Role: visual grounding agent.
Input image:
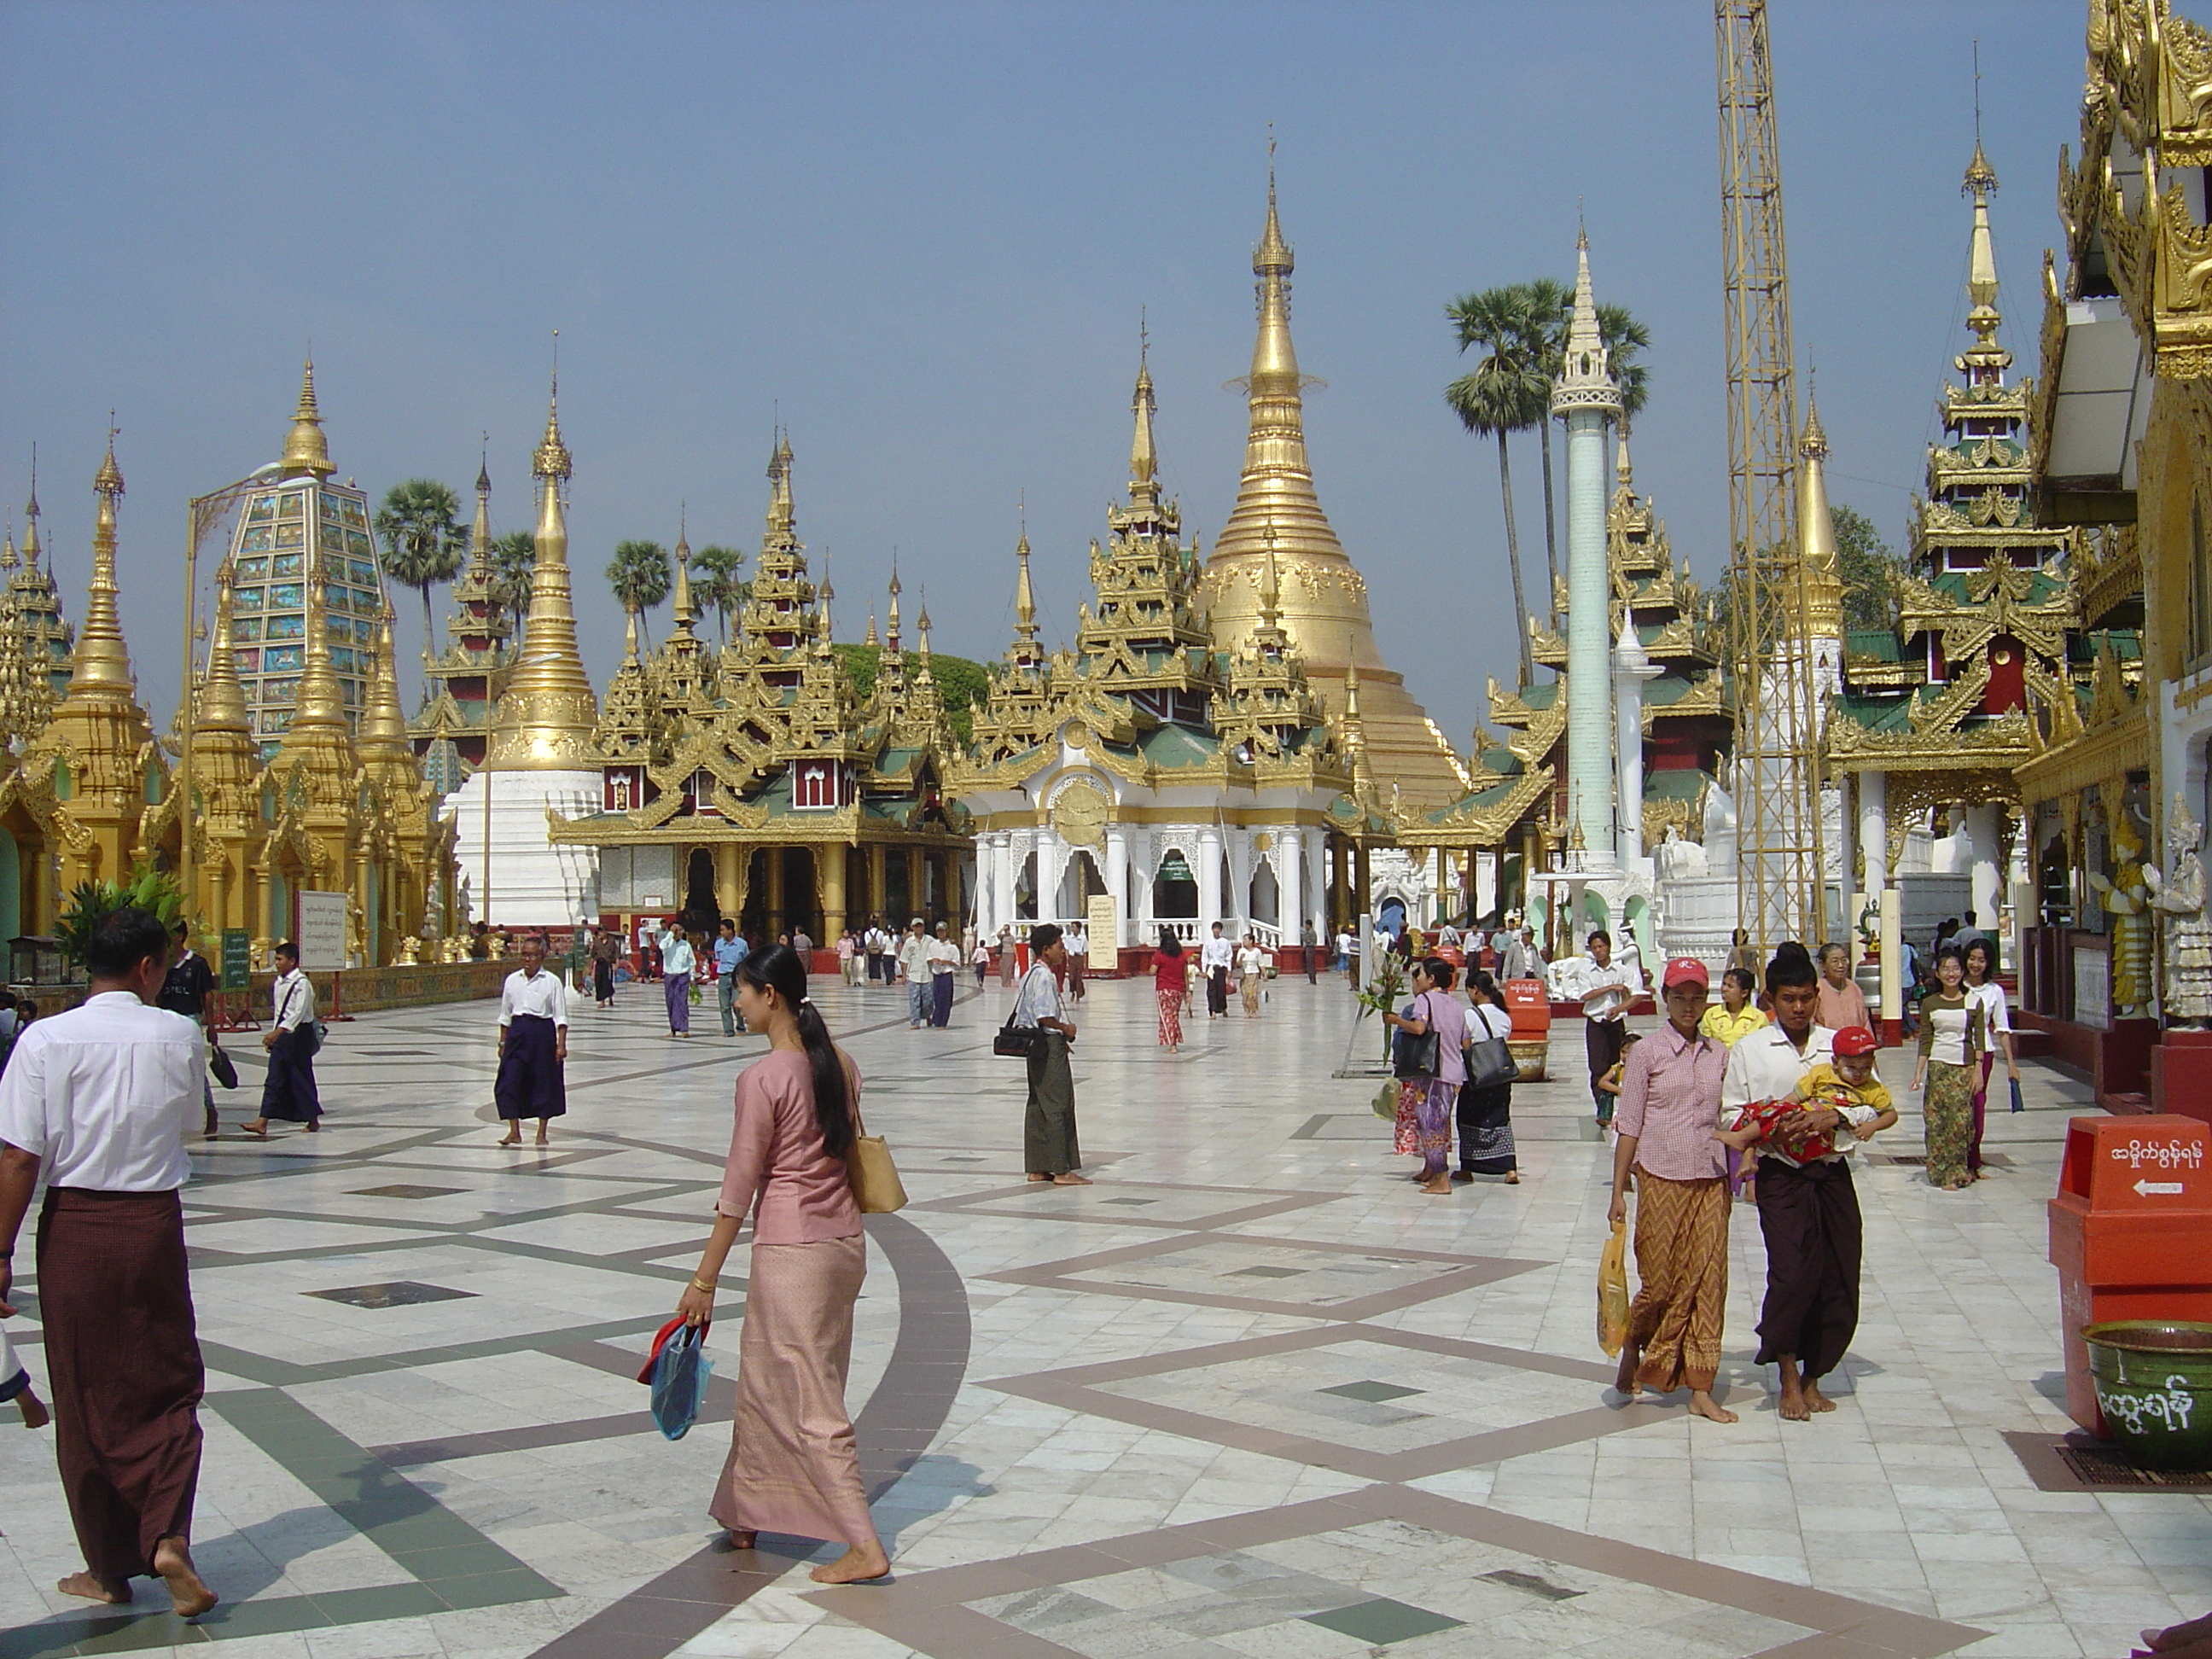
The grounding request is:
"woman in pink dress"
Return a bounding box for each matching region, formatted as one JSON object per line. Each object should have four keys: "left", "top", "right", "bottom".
{"left": 677, "top": 944, "right": 888, "bottom": 1585}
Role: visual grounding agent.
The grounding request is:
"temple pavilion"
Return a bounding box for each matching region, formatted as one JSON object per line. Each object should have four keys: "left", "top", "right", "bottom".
{"left": 547, "top": 434, "right": 972, "bottom": 944}
{"left": 952, "top": 331, "right": 1362, "bottom": 959}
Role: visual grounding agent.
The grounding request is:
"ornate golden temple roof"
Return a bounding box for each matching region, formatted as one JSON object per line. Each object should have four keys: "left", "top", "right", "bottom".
{"left": 1194, "top": 166, "right": 1464, "bottom": 806}
{"left": 0, "top": 457, "right": 75, "bottom": 749}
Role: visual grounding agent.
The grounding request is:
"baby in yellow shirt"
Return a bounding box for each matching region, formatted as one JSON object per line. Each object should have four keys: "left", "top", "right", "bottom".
{"left": 1714, "top": 1026, "right": 1891, "bottom": 1160}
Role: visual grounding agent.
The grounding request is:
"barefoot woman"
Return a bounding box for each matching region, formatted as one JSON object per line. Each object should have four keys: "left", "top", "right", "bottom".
{"left": 675, "top": 943, "right": 889, "bottom": 1585}
{"left": 1608, "top": 958, "right": 1738, "bottom": 1424}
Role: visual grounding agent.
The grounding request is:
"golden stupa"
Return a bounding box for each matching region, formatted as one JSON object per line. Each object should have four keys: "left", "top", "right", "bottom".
{"left": 1195, "top": 170, "right": 1467, "bottom": 808}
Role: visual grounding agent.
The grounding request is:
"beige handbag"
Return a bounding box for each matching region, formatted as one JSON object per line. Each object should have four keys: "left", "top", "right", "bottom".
{"left": 847, "top": 1102, "right": 907, "bottom": 1214}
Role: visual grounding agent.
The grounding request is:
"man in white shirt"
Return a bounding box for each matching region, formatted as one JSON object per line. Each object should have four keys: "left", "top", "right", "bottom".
{"left": 865, "top": 919, "right": 890, "bottom": 985}
{"left": 244, "top": 940, "right": 320, "bottom": 1137}
{"left": 496, "top": 936, "right": 569, "bottom": 1147}
{"left": 0, "top": 906, "right": 218, "bottom": 1616}
{"left": 658, "top": 923, "right": 695, "bottom": 1037}
{"left": 1335, "top": 928, "right": 1353, "bottom": 972}
{"left": 1013, "top": 924, "right": 1086, "bottom": 1184}
{"left": 897, "top": 918, "right": 931, "bottom": 1029}
{"left": 1202, "top": 923, "right": 1234, "bottom": 1018}
{"left": 1719, "top": 949, "right": 1862, "bottom": 1423}
{"left": 1581, "top": 930, "right": 1633, "bottom": 1126}
{"left": 925, "top": 923, "right": 960, "bottom": 1027}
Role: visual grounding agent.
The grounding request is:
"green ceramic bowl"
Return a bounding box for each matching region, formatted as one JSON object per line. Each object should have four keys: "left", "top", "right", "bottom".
{"left": 2084, "top": 1320, "right": 2212, "bottom": 1472}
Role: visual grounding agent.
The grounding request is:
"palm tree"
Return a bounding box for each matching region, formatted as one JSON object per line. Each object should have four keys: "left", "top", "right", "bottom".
{"left": 374, "top": 480, "right": 466, "bottom": 646}
{"left": 1513, "top": 277, "right": 1570, "bottom": 620}
{"left": 607, "top": 539, "right": 672, "bottom": 648}
{"left": 487, "top": 530, "right": 536, "bottom": 643}
{"left": 690, "top": 544, "right": 747, "bottom": 643}
{"left": 1446, "top": 286, "right": 1551, "bottom": 684}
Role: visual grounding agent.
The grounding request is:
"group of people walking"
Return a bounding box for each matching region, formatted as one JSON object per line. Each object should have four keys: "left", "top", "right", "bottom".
{"left": 1381, "top": 958, "right": 1521, "bottom": 1193}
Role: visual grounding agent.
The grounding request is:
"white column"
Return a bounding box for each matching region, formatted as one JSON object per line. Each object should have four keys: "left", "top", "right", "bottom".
{"left": 1278, "top": 830, "right": 1304, "bottom": 946}
{"left": 1612, "top": 614, "right": 1657, "bottom": 868}
{"left": 1104, "top": 825, "right": 1130, "bottom": 949}
{"left": 1965, "top": 802, "right": 2003, "bottom": 933}
{"left": 1303, "top": 828, "right": 1328, "bottom": 935}
{"left": 1835, "top": 772, "right": 1858, "bottom": 924}
{"left": 993, "top": 834, "right": 1016, "bottom": 933}
{"left": 1859, "top": 771, "right": 1889, "bottom": 892}
{"left": 1879, "top": 884, "right": 1902, "bottom": 1033}
{"left": 1197, "top": 827, "right": 1224, "bottom": 928}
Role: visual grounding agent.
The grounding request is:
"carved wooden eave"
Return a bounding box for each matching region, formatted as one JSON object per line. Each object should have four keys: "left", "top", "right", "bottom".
{"left": 1531, "top": 625, "right": 1567, "bottom": 668}
{"left": 1487, "top": 677, "right": 1537, "bottom": 728}
{"left": 1392, "top": 762, "right": 1554, "bottom": 847}
{"left": 0, "top": 761, "right": 94, "bottom": 854}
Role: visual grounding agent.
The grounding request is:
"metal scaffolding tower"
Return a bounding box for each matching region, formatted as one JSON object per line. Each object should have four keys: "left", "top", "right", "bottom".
{"left": 1715, "top": 0, "right": 1823, "bottom": 955}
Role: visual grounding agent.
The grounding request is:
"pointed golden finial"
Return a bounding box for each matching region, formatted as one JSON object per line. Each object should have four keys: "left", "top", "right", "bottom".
{"left": 1014, "top": 522, "right": 1038, "bottom": 644}
{"left": 917, "top": 586, "right": 932, "bottom": 658}
{"left": 1796, "top": 397, "right": 1843, "bottom": 641}
{"left": 672, "top": 507, "right": 696, "bottom": 632}
{"left": 64, "top": 428, "right": 135, "bottom": 698}
{"left": 815, "top": 549, "right": 835, "bottom": 653}
{"left": 94, "top": 416, "right": 124, "bottom": 498}
{"left": 2, "top": 515, "right": 17, "bottom": 573}
{"left": 1256, "top": 128, "right": 1291, "bottom": 276}
{"left": 196, "top": 568, "right": 253, "bottom": 735}
{"left": 358, "top": 598, "right": 411, "bottom": 760}
{"left": 533, "top": 351, "right": 572, "bottom": 482}
{"left": 887, "top": 554, "right": 902, "bottom": 648}
{"left": 623, "top": 607, "right": 640, "bottom": 661}
{"left": 1129, "top": 317, "right": 1160, "bottom": 495}
{"left": 865, "top": 609, "right": 879, "bottom": 648}
{"left": 285, "top": 568, "right": 348, "bottom": 739}
{"left": 20, "top": 447, "right": 39, "bottom": 568}
{"left": 281, "top": 358, "right": 335, "bottom": 477}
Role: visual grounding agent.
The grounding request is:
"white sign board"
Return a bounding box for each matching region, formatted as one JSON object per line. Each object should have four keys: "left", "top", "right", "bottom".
{"left": 1086, "top": 894, "right": 1120, "bottom": 953}
{"left": 296, "top": 891, "right": 350, "bottom": 972}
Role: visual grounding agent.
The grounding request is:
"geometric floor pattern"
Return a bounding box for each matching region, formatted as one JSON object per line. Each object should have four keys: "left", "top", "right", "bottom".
{"left": 0, "top": 969, "right": 2205, "bottom": 1658}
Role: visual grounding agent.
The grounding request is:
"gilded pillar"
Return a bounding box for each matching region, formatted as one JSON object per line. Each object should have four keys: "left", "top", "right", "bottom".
{"left": 1353, "top": 841, "right": 1370, "bottom": 923}
{"left": 820, "top": 841, "right": 847, "bottom": 940}
{"left": 868, "top": 842, "right": 888, "bottom": 927}
{"left": 766, "top": 844, "right": 786, "bottom": 936}
{"left": 905, "top": 847, "right": 924, "bottom": 923}
{"left": 713, "top": 844, "right": 742, "bottom": 919}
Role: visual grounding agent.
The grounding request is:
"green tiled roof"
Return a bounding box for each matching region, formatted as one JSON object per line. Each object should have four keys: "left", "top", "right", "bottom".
{"left": 1517, "top": 683, "right": 1559, "bottom": 711}
{"left": 1138, "top": 724, "right": 1219, "bottom": 766}
{"left": 1644, "top": 768, "right": 1711, "bottom": 802}
{"left": 1845, "top": 628, "right": 1903, "bottom": 662}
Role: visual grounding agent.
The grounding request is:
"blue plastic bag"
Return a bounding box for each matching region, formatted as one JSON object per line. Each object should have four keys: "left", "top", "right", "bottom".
{"left": 646, "top": 1323, "right": 713, "bottom": 1441}
{"left": 2010, "top": 1077, "right": 2025, "bottom": 1115}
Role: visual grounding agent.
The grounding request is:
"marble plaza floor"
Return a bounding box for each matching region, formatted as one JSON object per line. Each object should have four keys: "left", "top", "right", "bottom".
{"left": 0, "top": 969, "right": 2205, "bottom": 1659}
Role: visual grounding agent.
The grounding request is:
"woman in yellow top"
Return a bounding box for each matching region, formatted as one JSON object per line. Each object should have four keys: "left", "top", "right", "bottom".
{"left": 1699, "top": 967, "right": 1769, "bottom": 1047}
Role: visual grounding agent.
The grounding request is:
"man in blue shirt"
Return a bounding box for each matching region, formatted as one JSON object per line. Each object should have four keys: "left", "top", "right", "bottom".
{"left": 713, "top": 918, "right": 748, "bottom": 1035}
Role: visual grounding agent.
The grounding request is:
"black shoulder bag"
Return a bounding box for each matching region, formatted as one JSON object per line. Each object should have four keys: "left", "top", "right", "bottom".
{"left": 1390, "top": 992, "right": 1441, "bottom": 1079}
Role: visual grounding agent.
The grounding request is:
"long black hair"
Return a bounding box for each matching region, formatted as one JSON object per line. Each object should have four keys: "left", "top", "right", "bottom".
{"left": 736, "top": 943, "right": 853, "bottom": 1160}
{"left": 1468, "top": 968, "right": 1503, "bottom": 1007}
{"left": 1156, "top": 927, "right": 1184, "bottom": 958}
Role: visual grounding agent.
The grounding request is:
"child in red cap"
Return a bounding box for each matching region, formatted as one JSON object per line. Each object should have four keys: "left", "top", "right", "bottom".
{"left": 1714, "top": 1026, "right": 1892, "bottom": 1161}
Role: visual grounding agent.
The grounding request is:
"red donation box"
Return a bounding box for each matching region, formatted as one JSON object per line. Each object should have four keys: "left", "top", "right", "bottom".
{"left": 1503, "top": 980, "right": 1551, "bottom": 1042}
{"left": 2049, "top": 1115, "right": 2212, "bottom": 1435}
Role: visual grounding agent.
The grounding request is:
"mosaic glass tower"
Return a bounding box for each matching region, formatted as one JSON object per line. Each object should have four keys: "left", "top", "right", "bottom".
{"left": 218, "top": 363, "right": 393, "bottom": 757}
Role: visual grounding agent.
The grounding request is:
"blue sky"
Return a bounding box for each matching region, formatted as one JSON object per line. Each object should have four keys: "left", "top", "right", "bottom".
{"left": 0, "top": 0, "right": 2093, "bottom": 746}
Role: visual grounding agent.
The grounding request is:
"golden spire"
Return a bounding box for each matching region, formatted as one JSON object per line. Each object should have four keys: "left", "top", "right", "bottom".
{"left": 917, "top": 588, "right": 932, "bottom": 659}
{"left": 1130, "top": 320, "right": 1159, "bottom": 499}
{"left": 486, "top": 370, "right": 600, "bottom": 769}
{"left": 64, "top": 427, "right": 136, "bottom": 700}
{"left": 3, "top": 519, "right": 17, "bottom": 573}
{"left": 886, "top": 557, "right": 902, "bottom": 651}
{"left": 622, "top": 607, "right": 640, "bottom": 661}
{"left": 865, "top": 610, "right": 879, "bottom": 648}
{"left": 1013, "top": 527, "right": 1039, "bottom": 646}
{"left": 814, "top": 551, "right": 835, "bottom": 655}
{"left": 357, "top": 599, "right": 411, "bottom": 760}
{"left": 671, "top": 510, "right": 696, "bottom": 634}
{"left": 284, "top": 571, "right": 350, "bottom": 742}
{"left": 1197, "top": 154, "right": 1462, "bottom": 807}
{"left": 1964, "top": 140, "right": 2001, "bottom": 340}
{"left": 195, "top": 570, "right": 253, "bottom": 736}
{"left": 280, "top": 358, "right": 335, "bottom": 478}
{"left": 1796, "top": 399, "right": 1844, "bottom": 641}
{"left": 765, "top": 428, "right": 795, "bottom": 538}
{"left": 469, "top": 450, "right": 492, "bottom": 569}
{"left": 1343, "top": 662, "right": 1374, "bottom": 799}
{"left": 20, "top": 451, "right": 39, "bottom": 569}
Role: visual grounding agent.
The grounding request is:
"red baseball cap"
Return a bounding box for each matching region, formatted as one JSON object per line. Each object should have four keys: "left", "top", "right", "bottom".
{"left": 1834, "top": 1026, "right": 1877, "bottom": 1057}
{"left": 1662, "top": 958, "right": 1709, "bottom": 990}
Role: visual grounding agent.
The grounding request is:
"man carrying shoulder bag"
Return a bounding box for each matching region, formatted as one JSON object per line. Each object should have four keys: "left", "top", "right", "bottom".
{"left": 1010, "top": 925, "right": 1088, "bottom": 1187}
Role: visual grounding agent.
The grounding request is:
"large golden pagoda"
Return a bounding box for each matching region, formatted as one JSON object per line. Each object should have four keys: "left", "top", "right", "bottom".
{"left": 485, "top": 382, "right": 599, "bottom": 771}
{"left": 1195, "top": 170, "right": 1466, "bottom": 809}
